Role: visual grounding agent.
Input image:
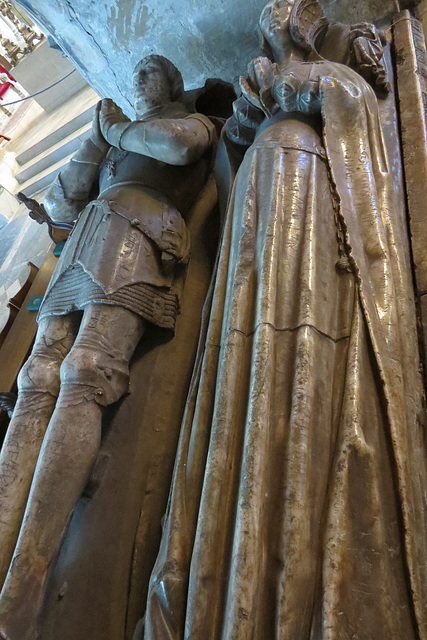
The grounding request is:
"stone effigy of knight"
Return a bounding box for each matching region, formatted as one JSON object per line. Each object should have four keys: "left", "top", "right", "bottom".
{"left": 0, "top": 53, "right": 216, "bottom": 639}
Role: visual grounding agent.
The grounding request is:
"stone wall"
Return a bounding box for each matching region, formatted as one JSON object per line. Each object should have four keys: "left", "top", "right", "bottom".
{"left": 12, "top": 40, "right": 88, "bottom": 113}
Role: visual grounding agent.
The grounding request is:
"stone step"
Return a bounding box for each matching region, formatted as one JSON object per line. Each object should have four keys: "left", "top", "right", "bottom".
{"left": 16, "top": 152, "right": 74, "bottom": 198}
{"left": 15, "top": 105, "right": 95, "bottom": 167}
{"left": 15, "top": 123, "right": 91, "bottom": 184}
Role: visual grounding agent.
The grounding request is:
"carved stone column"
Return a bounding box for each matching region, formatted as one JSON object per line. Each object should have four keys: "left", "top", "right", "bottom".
{"left": 393, "top": 10, "right": 427, "bottom": 379}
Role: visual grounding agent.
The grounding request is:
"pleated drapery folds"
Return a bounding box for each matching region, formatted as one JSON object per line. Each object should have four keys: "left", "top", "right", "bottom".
{"left": 144, "top": 63, "right": 427, "bottom": 639}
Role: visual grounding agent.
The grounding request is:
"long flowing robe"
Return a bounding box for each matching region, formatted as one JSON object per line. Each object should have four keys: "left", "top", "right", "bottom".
{"left": 143, "top": 62, "right": 427, "bottom": 639}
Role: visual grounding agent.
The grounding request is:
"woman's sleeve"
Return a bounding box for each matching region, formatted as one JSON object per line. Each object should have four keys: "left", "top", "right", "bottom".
{"left": 224, "top": 95, "right": 266, "bottom": 148}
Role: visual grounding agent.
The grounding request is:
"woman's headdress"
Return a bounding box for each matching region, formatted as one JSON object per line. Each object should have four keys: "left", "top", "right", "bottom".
{"left": 289, "top": 0, "right": 328, "bottom": 52}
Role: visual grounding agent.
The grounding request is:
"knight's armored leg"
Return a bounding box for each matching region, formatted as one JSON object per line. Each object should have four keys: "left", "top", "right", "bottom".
{"left": 0, "top": 314, "right": 78, "bottom": 590}
{"left": 0, "top": 305, "right": 145, "bottom": 640}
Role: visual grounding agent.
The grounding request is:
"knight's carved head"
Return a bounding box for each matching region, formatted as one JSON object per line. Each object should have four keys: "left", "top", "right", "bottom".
{"left": 132, "top": 55, "right": 184, "bottom": 116}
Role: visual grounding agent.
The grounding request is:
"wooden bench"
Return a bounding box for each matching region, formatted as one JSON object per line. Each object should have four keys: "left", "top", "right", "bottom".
{"left": 0, "top": 261, "right": 39, "bottom": 348}
{"left": 0, "top": 245, "right": 57, "bottom": 438}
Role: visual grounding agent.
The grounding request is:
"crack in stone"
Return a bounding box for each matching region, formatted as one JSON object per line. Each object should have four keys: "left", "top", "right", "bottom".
{"left": 62, "top": 0, "right": 132, "bottom": 111}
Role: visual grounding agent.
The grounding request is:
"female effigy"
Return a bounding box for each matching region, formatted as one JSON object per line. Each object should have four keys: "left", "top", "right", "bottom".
{"left": 144, "top": 1, "right": 427, "bottom": 638}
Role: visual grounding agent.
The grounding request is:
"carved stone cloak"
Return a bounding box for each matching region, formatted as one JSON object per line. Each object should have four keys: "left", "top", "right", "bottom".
{"left": 143, "top": 62, "right": 427, "bottom": 639}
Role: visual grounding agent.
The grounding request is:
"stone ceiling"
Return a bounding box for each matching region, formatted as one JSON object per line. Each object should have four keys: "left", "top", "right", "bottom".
{"left": 15, "top": 0, "right": 415, "bottom": 115}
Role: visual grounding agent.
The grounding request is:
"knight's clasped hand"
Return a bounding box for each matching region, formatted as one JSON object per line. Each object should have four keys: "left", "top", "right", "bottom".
{"left": 99, "top": 99, "right": 131, "bottom": 148}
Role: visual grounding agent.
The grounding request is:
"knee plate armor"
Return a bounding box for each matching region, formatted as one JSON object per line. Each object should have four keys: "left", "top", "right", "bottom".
{"left": 60, "top": 343, "right": 130, "bottom": 406}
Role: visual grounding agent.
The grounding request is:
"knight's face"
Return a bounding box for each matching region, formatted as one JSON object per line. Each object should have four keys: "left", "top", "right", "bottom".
{"left": 259, "top": 0, "right": 294, "bottom": 50}
{"left": 132, "top": 64, "right": 170, "bottom": 116}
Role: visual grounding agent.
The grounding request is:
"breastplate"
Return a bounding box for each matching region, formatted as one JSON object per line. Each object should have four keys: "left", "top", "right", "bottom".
{"left": 99, "top": 146, "right": 211, "bottom": 215}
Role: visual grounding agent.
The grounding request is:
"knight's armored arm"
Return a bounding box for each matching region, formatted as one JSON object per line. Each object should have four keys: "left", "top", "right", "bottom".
{"left": 99, "top": 100, "right": 214, "bottom": 166}
{"left": 44, "top": 102, "right": 110, "bottom": 223}
{"left": 116, "top": 118, "right": 212, "bottom": 165}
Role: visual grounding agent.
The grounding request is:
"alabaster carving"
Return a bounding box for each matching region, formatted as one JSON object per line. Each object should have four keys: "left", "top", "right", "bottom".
{"left": 0, "top": 54, "right": 216, "bottom": 640}
{"left": 142, "top": 2, "right": 427, "bottom": 639}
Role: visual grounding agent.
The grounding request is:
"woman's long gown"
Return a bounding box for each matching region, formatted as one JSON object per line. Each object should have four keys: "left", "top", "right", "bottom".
{"left": 143, "top": 63, "right": 427, "bottom": 640}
